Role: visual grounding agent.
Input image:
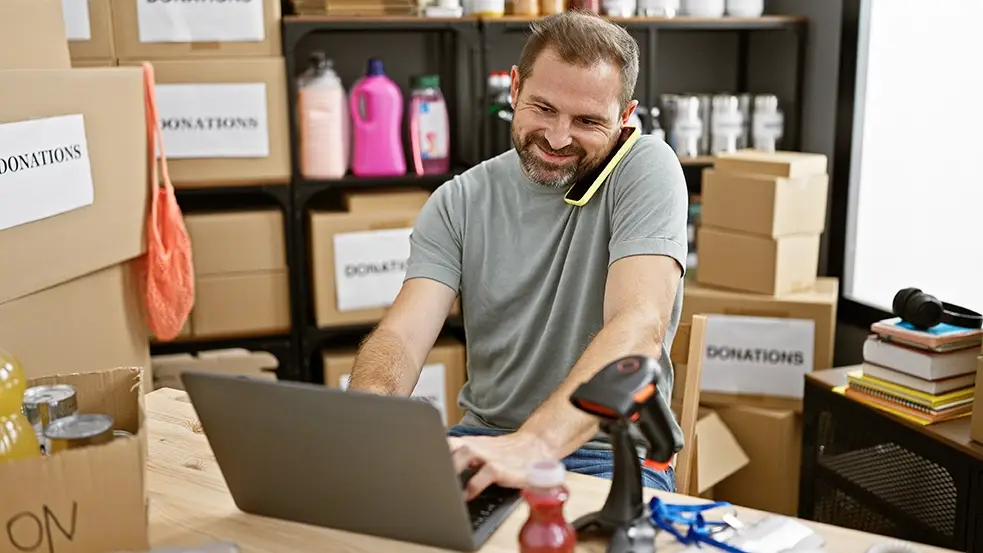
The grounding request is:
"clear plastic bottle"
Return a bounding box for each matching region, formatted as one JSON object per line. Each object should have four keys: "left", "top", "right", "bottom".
{"left": 519, "top": 460, "right": 576, "bottom": 553}
{"left": 298, "top": 52, "right": 349, "bottom": 180}
{"left": 409, "top": 74, "right": 451, "bottom": 175}
{"left": 0, "top": 348, "right": 42, "bottom": 462}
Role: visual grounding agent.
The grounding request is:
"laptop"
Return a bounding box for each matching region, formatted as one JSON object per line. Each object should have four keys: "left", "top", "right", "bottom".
{"left": 180, "top": 372, "right": 522, "bottom": 552}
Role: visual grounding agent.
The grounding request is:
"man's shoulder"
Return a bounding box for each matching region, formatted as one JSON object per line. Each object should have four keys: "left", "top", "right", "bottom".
{"left": 429, "top": 150, "right": 518, "bottom": 208}
{"left": 605, "top": 134, "right": 686, "bottom": 198}
{"left": 617, "top": 134, "right": 683, "bottom": 180}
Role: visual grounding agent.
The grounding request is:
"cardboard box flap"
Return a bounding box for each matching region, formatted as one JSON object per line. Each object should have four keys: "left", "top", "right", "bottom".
{"left": 153, "top": 348, "right": 278, "bottom": 375}
{"left": 0, "top": 0, "right": 71, "bottom": 70}
{"left": 696, "top": 410, "right": 749, "bottom": 493}
{"left": 28, "top": 366, "right": 144, "bottom": 433}
{"left": 0, "top": 68, "right": 149, "bottom": 305}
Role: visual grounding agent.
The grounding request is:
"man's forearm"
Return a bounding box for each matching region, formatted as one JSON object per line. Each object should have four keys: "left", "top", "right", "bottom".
{"left": 517, "top": 313, "right": 665, "bottom": 459}
{"left": 346, "top": 326, "right": 421, "bottom": 396}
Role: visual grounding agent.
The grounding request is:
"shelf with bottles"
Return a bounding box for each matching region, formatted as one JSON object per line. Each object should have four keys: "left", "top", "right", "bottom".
{"left": 293, "top": 53, "right": 465, "bottom": 204}
{"left": 485, "top": 14, "right": 803, "bottom": 30}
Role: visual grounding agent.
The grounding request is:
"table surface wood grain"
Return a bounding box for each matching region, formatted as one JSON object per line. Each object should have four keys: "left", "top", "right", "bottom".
{"left": 145, "top": 388, "right": 957, "bottom": 553}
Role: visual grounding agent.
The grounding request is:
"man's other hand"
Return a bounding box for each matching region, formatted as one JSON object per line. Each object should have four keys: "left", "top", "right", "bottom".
{"left": 448, "top": 433, "right": 555, "bottom": 500}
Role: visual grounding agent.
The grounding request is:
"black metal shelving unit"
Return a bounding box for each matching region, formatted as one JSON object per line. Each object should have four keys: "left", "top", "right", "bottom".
{"left": 282, "top": 16, "right": 481, "bottom": 382}
{"left": 155, "top": 183, "right": 303, "bottom": 381}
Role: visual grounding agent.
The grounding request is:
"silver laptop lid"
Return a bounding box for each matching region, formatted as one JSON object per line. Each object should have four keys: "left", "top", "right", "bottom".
{"left": 180, "top": 372, "right": 478, "bottom": 551}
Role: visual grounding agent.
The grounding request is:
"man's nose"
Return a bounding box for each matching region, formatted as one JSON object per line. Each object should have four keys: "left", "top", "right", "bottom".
{"left": 543, "top": 121, "right": 573, "bottom": 151}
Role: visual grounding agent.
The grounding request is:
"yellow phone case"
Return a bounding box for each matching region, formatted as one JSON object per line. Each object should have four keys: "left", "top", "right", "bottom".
{"left": 563, "top": 125, "right": 642, "bottom": 207}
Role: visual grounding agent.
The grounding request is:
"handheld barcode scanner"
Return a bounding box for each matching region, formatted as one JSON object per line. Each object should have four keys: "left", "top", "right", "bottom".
{"left": 569, "top": 354, "right": 682, "bottom": 553}
{"left": 563, "top": 126, "right": 641, "bottom": 206}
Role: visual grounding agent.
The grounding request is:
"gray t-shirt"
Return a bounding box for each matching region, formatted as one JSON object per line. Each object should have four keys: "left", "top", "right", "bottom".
{"left": 404, "top": 135, "right": 688, "bottom": 450}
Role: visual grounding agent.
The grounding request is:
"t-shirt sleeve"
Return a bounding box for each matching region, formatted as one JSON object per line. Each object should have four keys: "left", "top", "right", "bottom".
{"left": 608, "top": 136, "right": 689, "bottom": 274}
{"left": 404, "top": 181, "right": 464, "bottom": 294}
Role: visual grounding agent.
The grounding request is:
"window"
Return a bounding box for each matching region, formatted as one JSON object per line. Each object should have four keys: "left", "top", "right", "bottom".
{"left": 844, "top": 0, "right": 983, "bottom": 314}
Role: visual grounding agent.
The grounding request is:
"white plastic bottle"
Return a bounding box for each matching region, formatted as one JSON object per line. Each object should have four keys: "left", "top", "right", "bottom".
{"left": 298, "top": 52, "right": 349, "bottom": 180}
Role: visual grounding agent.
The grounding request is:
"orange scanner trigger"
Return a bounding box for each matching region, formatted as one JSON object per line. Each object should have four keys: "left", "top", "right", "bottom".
{"left": 572, "top": 399, "right": 619, "bottom": 420}
{"left": 633, "top": 383, "right": 655, "bottom": 404}
{"left": 643, "top": 459, "right": 671, "bottom": 471}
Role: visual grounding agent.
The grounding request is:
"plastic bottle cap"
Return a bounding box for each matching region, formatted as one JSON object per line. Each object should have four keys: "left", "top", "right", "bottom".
{"left": 367, "top": 58, "right": 385, "bottom": 76}
{"left": 412, "top": 74, "right": 441, "bottom": 89}
{"left": 526, "top": 460, "right": 565, "bottom": 488}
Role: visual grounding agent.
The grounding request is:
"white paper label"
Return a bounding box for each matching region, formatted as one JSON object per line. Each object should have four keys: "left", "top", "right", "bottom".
{"left": 700, "top": 314, "right": 815, "bottom": 399}
{"left": 136, "top": 0, "right": 266, "bottom": 43}
{"left": 339, "top": 363, "right": 448, "bottom": 424}
{"left": 416, "top": 100, "right": 449, "bottom": 160}
{"left": 333, "top": 228, "right": 413, "bottom": 312}
{"left": 0, "top": 115, "right": 95, "bottom": 232}
{"left": 62, "top": 0, "right": 92, "bottom": 41}
{"left": 155, "top": 83, "right": 270, "bottom": 159}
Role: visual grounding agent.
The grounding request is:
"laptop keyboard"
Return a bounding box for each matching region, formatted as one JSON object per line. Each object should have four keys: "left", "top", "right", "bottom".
{"left": 467, "top": 485, "right": 521, "bottom": 531}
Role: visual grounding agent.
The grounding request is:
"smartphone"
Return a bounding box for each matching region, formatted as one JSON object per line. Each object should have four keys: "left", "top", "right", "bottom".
{"left": 563, "top": 125, "right": 641, "bottom": 207}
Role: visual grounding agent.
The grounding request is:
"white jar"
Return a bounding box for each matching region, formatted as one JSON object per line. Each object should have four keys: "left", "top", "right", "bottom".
{"left": 726, "top": 0, "right": 764, "bottom": 17}
{"left": 681, "top": 0, "right": 724, "bottom": 17}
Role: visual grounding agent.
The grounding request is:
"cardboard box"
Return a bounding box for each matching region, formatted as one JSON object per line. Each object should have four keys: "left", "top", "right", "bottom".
{"left": 71, "top": 59, "right": 118, "bottom": 68}
{"left": 185, "top": 210, "right": 291, "bottom": 338}
{"left": 682, "top": 277, "right": 838, "bottom": 406}
{"left": 344, "top": 189, "right": 432, "bottom": 213}
{"left": 713, "top": 150, "right": 828, "bottom": 180}
{"left": 970, "top": 357, "right": 983, "bottom": 443}
{"left": 0, "top": 0, "right": 71, "bottom": 70}
{"left": 323, "top": 338, "right": 468, "bottom": 426}
{"left": 152, "top": 348, "right": 278, "bottom": 390}
{"left": 0, "top": 67, "right": 148, "bottom": 306}
{"left": 0, "top": 367, "right": 149, "bottom": 553}
{"left": 65, "top": 0, "right": 116, "bottom": 62}
{"left": 310, "top": 207, "right": 420, "bottom": 327}
{"left": 700, "top": 169, "right": 828, "bottom": 237}
{"left": 693, "top": 409, "right": 750, "bottom": 497}
{"left": 120, "top": 57, "right": 290, "bottom": 187}
{"left": 0, "top": 263, "right": 152, "bottom": 384}
{"left": 696, "top": 226, "right": 820, "bottom": 295}
{"left": 113, "top": 0, "right": 282, "bottom": 61}
{"left": 712, "top": 404, "right": 802, "bottom": 516}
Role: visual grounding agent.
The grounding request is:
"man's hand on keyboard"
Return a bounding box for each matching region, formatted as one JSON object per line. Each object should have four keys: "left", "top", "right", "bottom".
{"left": 448, "top": 432, "right": 554, "bottom": 500}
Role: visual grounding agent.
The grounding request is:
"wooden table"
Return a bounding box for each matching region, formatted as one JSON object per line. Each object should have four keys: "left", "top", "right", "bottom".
{"left": 145, "top": 388, "right": 955, "bottom": 552}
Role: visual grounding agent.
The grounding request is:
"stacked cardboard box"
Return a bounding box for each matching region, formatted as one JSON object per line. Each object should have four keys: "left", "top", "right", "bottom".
{"left": 1, "top": 3, "right": 152, "bottom": 551}
{"left": 680, "top": 150, "right": 836, "bottom": 514}
{"left": 0, "top": 0, "right": 151, "bottom": 386}
{"left": 106, "top": 0, "right": 293, "bottom": 347}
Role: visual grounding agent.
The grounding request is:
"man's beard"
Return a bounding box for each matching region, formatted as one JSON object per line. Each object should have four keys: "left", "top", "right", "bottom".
{"left": 512, "top": 126, "right": 595, "bottom": 189}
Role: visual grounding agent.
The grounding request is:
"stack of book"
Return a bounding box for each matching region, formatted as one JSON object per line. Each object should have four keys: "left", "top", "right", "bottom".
{"left": 845, "top": 317, "right": 983, "bottom": 425}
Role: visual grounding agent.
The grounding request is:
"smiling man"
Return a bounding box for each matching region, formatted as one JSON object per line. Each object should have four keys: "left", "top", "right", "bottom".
{"left": 345, "top": 11, "right": 688, "bottom": 498}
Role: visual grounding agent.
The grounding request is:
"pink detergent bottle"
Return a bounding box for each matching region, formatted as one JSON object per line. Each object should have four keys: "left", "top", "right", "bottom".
{"left": 409, "top": 74, "right": 451, "bottom": 175}
{"left": 349, "top": 58, "right": 406, "bottom": 177}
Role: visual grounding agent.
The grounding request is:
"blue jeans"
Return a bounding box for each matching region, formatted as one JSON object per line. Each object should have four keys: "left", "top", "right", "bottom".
{"left": 447, "top": 424, "right": 675, "bottom": 492}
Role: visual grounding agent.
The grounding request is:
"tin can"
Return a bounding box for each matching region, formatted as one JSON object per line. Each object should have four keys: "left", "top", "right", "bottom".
{"left": 45, "top": 413, "right": 115, "bottom": 454}
{"left": 23, "top": 384, "right": 78, "bottom": 454}
{"left": 113, "top": 430, "right": 134, "bottom": 440}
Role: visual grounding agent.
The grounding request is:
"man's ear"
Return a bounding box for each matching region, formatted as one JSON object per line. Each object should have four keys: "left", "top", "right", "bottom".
{"left": 620, "top": 100, "right": 639, "bottom": 127}
{"left": 509, "top": 66, "right": 520, "bottom": 110}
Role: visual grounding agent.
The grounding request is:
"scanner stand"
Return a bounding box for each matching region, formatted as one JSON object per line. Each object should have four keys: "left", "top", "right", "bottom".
{"left": 572, "top": 418, "right": 658, "bottom": 553}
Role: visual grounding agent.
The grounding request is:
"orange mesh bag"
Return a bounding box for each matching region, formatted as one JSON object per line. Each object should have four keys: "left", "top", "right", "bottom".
{"left": 139, "top": 62, "right": 194, "bottom": 340}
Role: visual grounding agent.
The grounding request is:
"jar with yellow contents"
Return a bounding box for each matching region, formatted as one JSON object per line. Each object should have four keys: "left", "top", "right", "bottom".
{"left": 0, "top": 348, "right": 42, "bottom": 462}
